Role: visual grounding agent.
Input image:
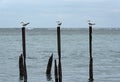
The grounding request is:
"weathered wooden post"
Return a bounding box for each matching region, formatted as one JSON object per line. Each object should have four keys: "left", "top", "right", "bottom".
{"left": 54, "top": 59, "right": 58, "bottom": 82}
{"left": 88, "top": 20, "right": 95, "bottom": 81}
{"left": 89, "top": 26, "right": 93, "bottom": 81}
{"left": 22, "top": 27, "right": 26, "bottom": 59}
{"left": 22, "top": 26, "right": 27, "bottom": 82}
{"left": 46, "top": 53, "right": 53, "bottom": 80}
{"left": 21, "top": 22, "right": 29, "bottom": 59}
{"left": 57, "top": 26, "right": 61, "bottom": 59}
{"left": 19, "top": 54, "right": 24, "bottom": 80}
{"left": 57, "top": 21, "right": 62, "bottom": 82}
{"left": 46, "top": 53, "right": 53, "bottom": 75}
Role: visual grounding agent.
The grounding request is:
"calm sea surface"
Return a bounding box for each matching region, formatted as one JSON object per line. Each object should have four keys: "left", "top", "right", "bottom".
{"left": 0, "top": 28, "right": 120, "bottom": 82}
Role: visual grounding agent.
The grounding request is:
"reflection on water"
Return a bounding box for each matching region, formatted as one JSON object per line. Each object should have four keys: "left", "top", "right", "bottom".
{"left": 46, "top": 74, "right": 52, "bottom": 81}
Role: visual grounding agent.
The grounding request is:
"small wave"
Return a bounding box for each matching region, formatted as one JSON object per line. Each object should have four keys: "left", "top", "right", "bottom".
{"left": 27, "top": 56, "right": 38, "bottom": 60}
{"left": 109, "top": 50, "right": 120, "bottom": 53}
{"left": 37, "top": 50, "right": 57, "bottom": 54}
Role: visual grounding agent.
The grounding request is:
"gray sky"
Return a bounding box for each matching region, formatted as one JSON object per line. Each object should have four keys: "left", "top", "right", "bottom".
{"left": 0, "top": 0, "right": 120, "bottom": 28}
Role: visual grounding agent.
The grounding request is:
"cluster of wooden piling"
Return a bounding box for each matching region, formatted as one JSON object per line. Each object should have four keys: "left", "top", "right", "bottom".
{"left": 19, "top": 27, "right": 27, "bottom": 82}
{"left": 18, "top": 25, "right": 94, "bottom": 82}
{"left": 46, "top": 26, "right": 62, "bottom": 82}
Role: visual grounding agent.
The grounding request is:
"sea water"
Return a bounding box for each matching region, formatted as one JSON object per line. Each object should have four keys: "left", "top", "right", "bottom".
{"left": 0, "top": 28, "right": 120, "bottom": 82}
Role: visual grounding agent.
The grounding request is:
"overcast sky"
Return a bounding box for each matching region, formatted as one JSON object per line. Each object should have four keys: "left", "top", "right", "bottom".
{"left": 0, "top": 0, "right": 120, "bottom": 28}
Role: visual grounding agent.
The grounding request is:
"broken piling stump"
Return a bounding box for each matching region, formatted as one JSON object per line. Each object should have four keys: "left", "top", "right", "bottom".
{"left": 19, "top": 54, "right": 24, "bottom": 80}
{"left": 46, "top": 53, "right": 53, "bottom": 80}
{"left": 46, "top": 53, "right": 53, "bottom": 75}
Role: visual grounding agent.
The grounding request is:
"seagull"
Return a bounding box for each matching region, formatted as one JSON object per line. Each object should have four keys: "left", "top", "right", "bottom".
{"left": 21, "top": 22, "right": 30, "bottom": 27}
{"left": 56, "top": 21, "right": 62, "bottom": 27}
{"left": 88, "top": 20, "right": 95, "bottom": 26}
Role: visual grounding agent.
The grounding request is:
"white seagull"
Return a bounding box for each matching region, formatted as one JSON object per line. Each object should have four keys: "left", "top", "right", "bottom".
{"left": 88, "top": 20, "right": 95, "bottom": 26}
{"left": 56, "top": 21, "right": 62, "bottom": 27}
{"left": 21, "top": 22, "right": 30, "bottom": 27}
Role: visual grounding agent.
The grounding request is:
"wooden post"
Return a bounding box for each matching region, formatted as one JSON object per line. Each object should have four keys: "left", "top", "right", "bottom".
{"left": 57, "top": 26, "right": 62, "bottom": 82}
{"left": 54, "top": 59, "right": 58, "bottom": 82}
{"left": 22, "top": 27, "right": 27, "bottom": 82}
{"left": 46, "top": 53, "right": 53, "bottom": 75}
{"left": 24, "top": 58, "right": 27, "bottom": 82}
{"left": 89, "top": 26, "right": 94, "bottom": 81}
{"left": 57, "top": 26, "right": 61, "bottom": 59}
{"left": 46, "top": 53, "right": 53, "bottom": 80}
{"left": 58, "top": 59, "right": 62, "bottom": 82}
{"left": 22, "top": 27, "right": 26, "bottom": 59}
{"left": 19, "top": 54, "right": 24, "bottom": 80}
